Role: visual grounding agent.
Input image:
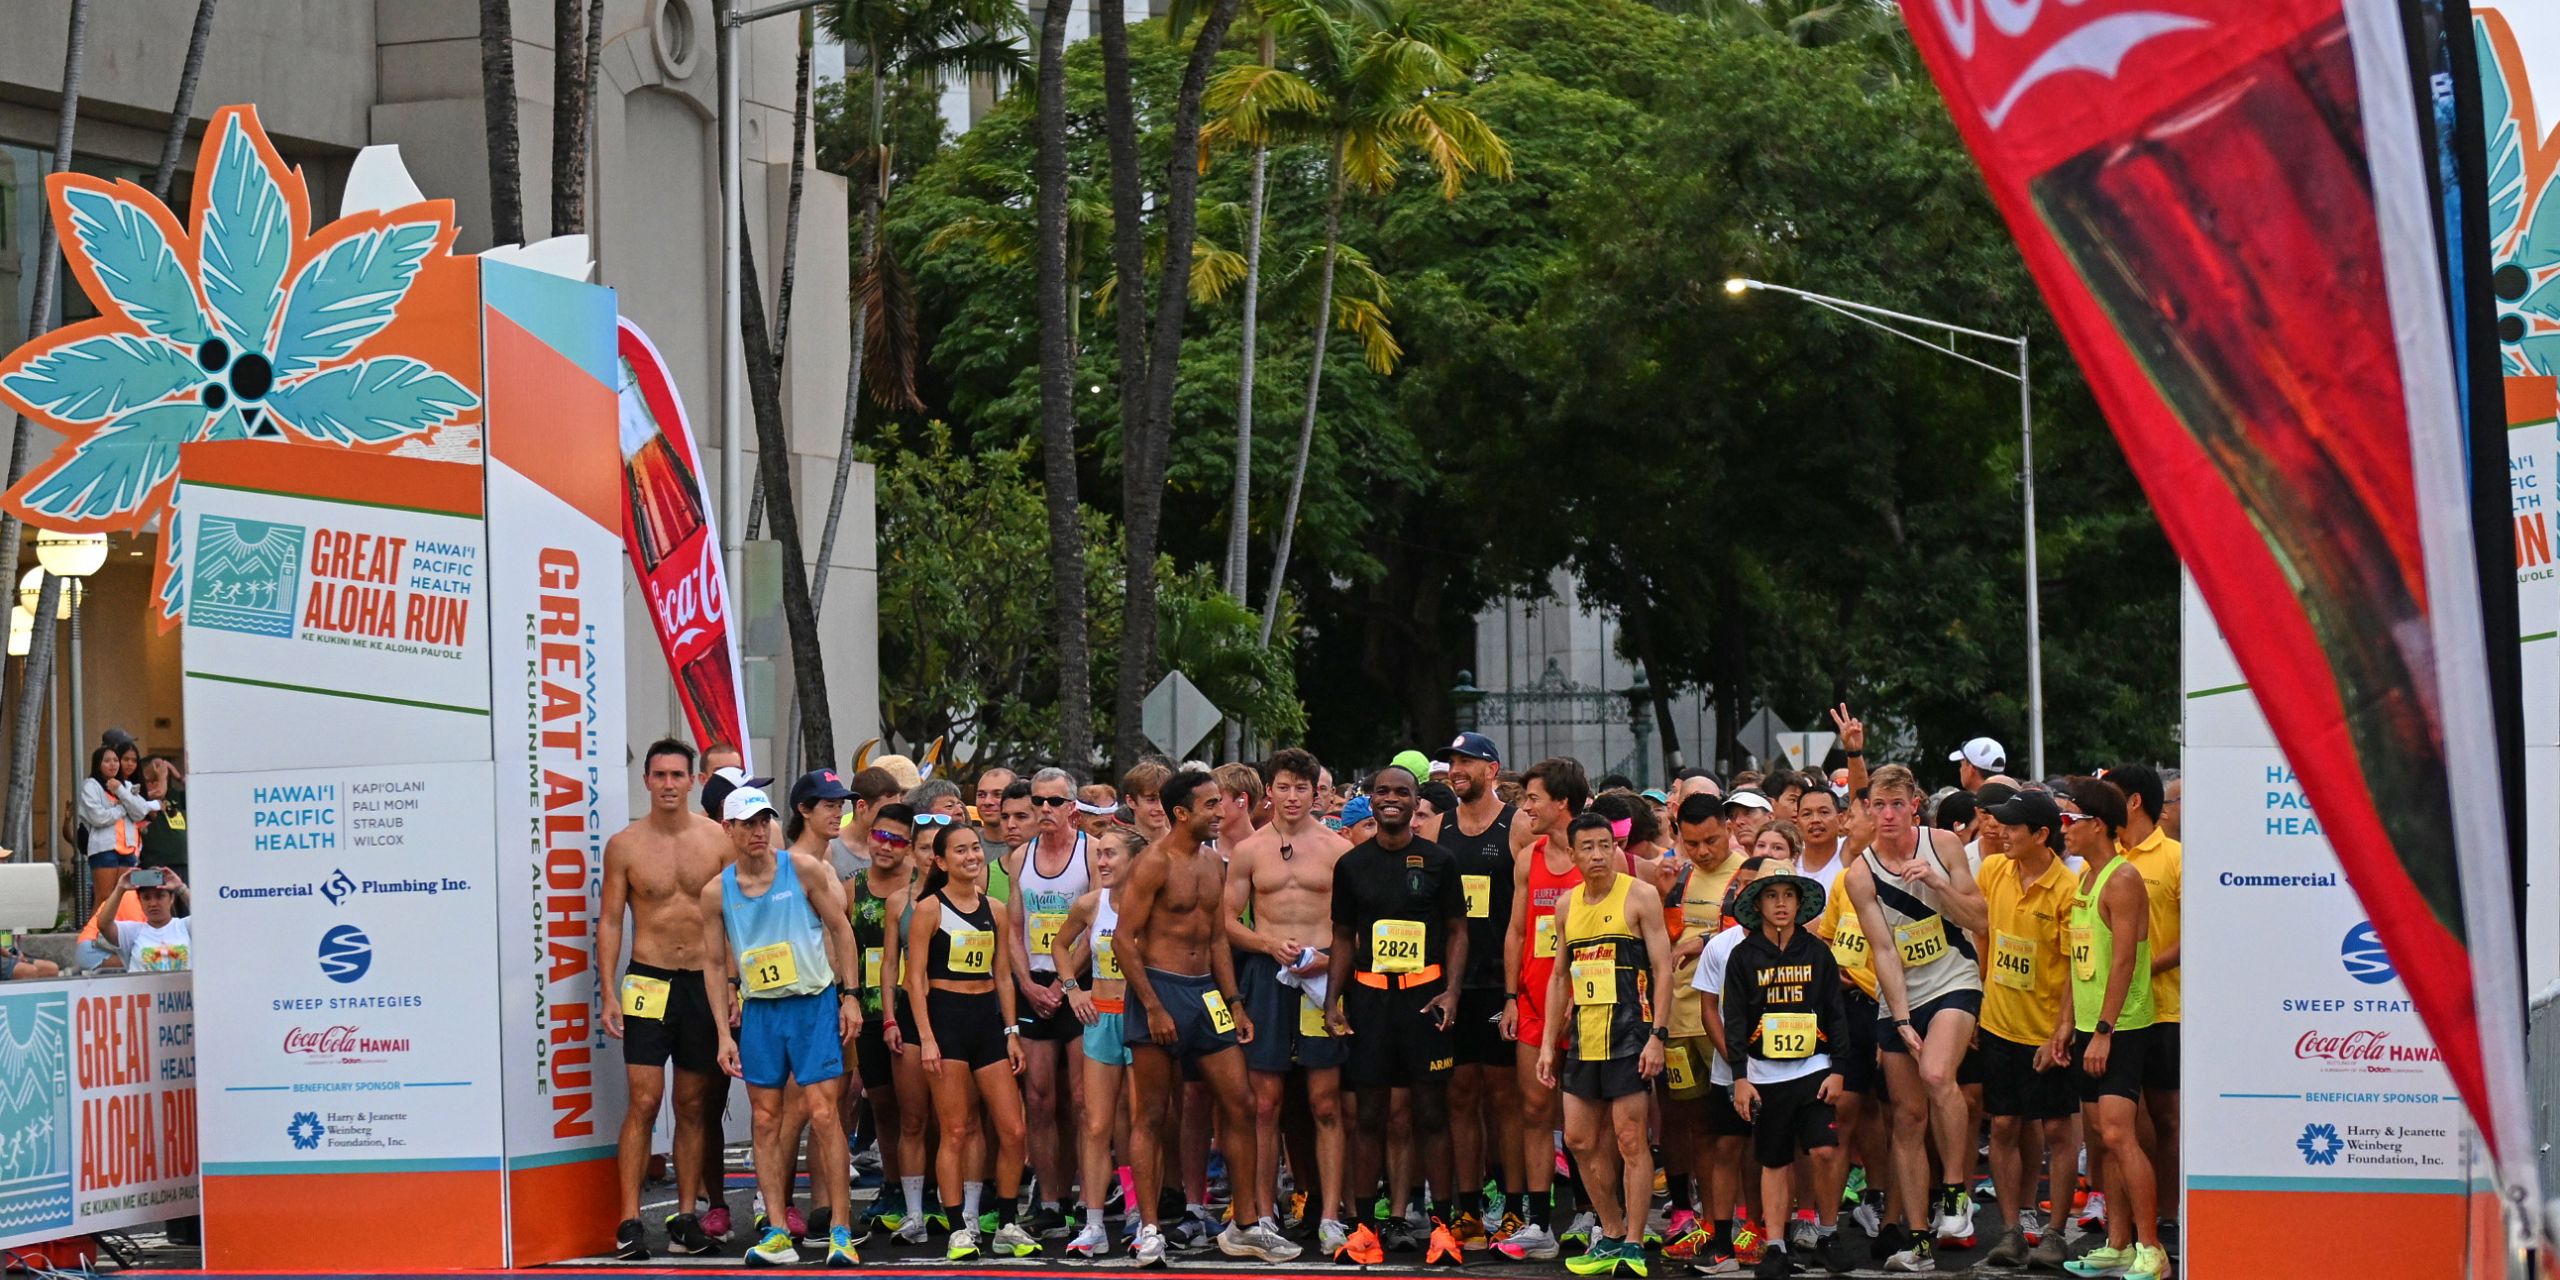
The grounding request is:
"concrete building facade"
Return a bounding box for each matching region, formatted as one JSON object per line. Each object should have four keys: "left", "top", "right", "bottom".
{"left": 0, "top": 0, "right": 875, "bottom": 845}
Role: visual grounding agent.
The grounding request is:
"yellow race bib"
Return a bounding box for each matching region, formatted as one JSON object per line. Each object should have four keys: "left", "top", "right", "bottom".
{"left": 1762, "top": 1011, "right": 1819, "bottom": 1060}
{"left": 742, "top": 942, "right": 800, "bottom": 993}
{"left": 2070, "top": 925, "right": 2096, "bottom": 982}
{"left": 1463, "top": 875, "right": 1491, "bottom": 919}
{"left": 1991, "top": 932, "right": 2037, "bottom": 991}
{"left": 1533, "top": 913, "right": 1559, "bottom": 959}
{"left": 621, "top": 973, "right": 670, "bottom": 1019}
{"left": 167, "top": 812, "right": 187, "bottom": 831}
{"left": 950, "top": 928, "right": 994, "bottom": 976}
{"left": 1371, "top": 919, "right": 1425, "bottom": 973}
{"left": 863, "top": 946, "right": 884, "bottom": 991}
{"left": 1571, "top": 944, "right": 1618, "bottom": 1005}
{"left": 1830, "top": 917, "right": 1871, "bottom": 970}
{"left": 1894, "top": 915, "right": 1949, "bottom": 968}
{"left": 1300, "top": 995, "right": 1330, "bottom": 1038}
{"left": 1030, "top": 912, "right": 1066, "bottom": 956}
{"left": 1095, "top": 933, "right": 1123, "bottom": 980}
{"left": 1205, "top": 989, "right": 1237, "bottom": 1034}
{"left": 1665, "top": 1043, "right": 1697, "bottom": 1090}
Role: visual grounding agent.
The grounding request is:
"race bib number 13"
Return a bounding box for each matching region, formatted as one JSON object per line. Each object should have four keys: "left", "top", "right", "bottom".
{"left": 743, "top": 943, "right": 800, "bottom": 993}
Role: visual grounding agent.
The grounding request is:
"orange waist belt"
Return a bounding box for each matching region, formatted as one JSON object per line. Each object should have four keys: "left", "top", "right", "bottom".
{"left": 1353, "top": 964, "right": 1444, "bottom": 990}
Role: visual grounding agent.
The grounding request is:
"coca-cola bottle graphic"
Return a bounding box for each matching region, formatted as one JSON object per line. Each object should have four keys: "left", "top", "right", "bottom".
{"left": 2027, "top": 14, "right": 2449, "bottom": 905}
{"left": 618, "top": 354, "right": 745, "bottom": 751}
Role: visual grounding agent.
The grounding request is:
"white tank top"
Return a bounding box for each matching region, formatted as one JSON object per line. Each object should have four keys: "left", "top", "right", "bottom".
{"left": 1016, "top": 832, "right": 1089, "bottom": 973}
{"left": 1861, "top": 832, "right": 1982, "bottom": 1005}
{"left": 1091, "top": 891, "right": 1122, "bottom": 986}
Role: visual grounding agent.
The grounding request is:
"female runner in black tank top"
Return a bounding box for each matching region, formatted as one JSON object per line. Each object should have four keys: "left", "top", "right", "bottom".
{"left": 901, "top": 824, "right": 1037, "bottom": 1260}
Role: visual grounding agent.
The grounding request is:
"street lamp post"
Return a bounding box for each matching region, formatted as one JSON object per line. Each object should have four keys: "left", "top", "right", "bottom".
{"left": 1723, "top": 278, "right": 2045, "bottom": 781}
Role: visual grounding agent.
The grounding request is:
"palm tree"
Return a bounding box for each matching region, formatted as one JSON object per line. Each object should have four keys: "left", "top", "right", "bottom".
{"left": 550, "top": 0, "right": 604, "bottom": 236}
{"left": 1202, "top": 0, "right": 1511, "bottom": 642}
{"left": 1656, "top": 0, "right": 1917, "bottom": 84}
{"left": 2, "top": 0, "right": 88, "bottom": 860}
{"left": 478, "top": 0, "right": 524, "bottom": 245}
{"left": 1032, "top": 0, "right": 1091, "bottom": 766}
{"left": 810, "top": 0, "right": 1026, "bottom": 616}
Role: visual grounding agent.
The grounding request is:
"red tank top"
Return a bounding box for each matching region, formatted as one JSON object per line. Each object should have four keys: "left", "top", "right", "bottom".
{"left": 1520, "top": 836, "right": 1583, "bottom": 988}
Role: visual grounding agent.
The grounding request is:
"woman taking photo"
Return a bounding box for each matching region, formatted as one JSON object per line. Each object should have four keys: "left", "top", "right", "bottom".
{"left": 903, "top": 822, "right": 1037, "bottom": 1261}
{"left": 78, "top": 745, "right": 158, "bottom": 917}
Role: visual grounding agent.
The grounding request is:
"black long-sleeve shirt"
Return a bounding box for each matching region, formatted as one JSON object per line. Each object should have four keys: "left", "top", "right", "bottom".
{"left": 1719, "top": 925, "right": 1846, "bottom": 1085}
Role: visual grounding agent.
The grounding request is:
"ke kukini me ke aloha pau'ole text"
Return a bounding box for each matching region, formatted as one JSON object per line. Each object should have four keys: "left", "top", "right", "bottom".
{"left": 300, "top": 529, "right": 473, "bottom": 646}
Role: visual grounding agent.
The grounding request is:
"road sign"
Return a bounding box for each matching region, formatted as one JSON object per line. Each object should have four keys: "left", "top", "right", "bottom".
{"left": 1142, "top": 670, "right": 1223, "bottom": 760}
{"left": 1741, "top": 707, "right": 1789, "bottom": 766}
{"left": 1776, "top": 731, "right": 1838, "bottom": 771}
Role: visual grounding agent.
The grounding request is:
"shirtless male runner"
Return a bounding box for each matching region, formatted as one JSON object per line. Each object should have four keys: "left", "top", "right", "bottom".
{"left": 1223, "top": 748, "right": 1354, "bottom": 1253}
{"left": 1116, "top": 770, "right": 1298, "bottom": 1267}
{"left": 599, "top": 739, "right": 734, "bottom": 1260}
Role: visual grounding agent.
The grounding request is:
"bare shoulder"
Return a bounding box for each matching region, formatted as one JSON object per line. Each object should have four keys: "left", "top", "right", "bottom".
{"left": 1309, "top": 824, "right": 1355, "bottom": 862}
{"left": 1626, "top": 876, "right": 1664, "bottom": 912}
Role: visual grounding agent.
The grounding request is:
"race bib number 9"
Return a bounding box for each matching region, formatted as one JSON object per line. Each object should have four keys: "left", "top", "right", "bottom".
{"left": 1992, "top": 932, "right": 2037, "bottom": 991}
{"left": 1030, "top": 912, "right": 1066, "bottom": 956}
{"left": 1533, "top": 914, "right": 1559, "bottom": 959}
{"left": 1893, "top": 915, "right": 1949, "bottom": 968}
{"left": 1762, "top": 1011, "right": 1818, "bottom": 1060}
{"left": 1463, "top": 875, "right": 1491, "bottom": 919}
{"left": 743, "top": 943, "right": 800, "bottom": 993}
{"left": 1572, "top": 953, "right": 1617, "bottom": 1006}
{"left": 1205, "top": 989, "right": 1237, "bottom": 1034}
{"left": 2070, "top": 925, "right": 2096, "bottom": 983}
{"left": 1830, "top": 918, "right": 1870, "bottom": 970}
{"left": 621, "top": 973, "right": 671, "bottom": 1019}
{"left": 1372, "top": 919, "right": 1425, "bottom": 973}
{"left": 1096, "top": 933, "right": 1123, "bottom": 980}
{"left": 950, "top": 929, "right": 995, "bottom": 976}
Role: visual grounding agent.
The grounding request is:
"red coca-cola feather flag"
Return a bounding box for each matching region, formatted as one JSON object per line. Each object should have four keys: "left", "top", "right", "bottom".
{"left": 616, "top": 319, "right": 750, "bottom": 769}
{"left": 1898, "top": 0, "right": 2542, "bottom": 1221}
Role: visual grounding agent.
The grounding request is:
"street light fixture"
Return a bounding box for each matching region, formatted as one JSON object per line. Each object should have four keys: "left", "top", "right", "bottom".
{"left": 1451, "top": 670, "right": 1485, "bottom": 733}
{"left": 1724, "top": 277, "right": 2045, "bottom": 780}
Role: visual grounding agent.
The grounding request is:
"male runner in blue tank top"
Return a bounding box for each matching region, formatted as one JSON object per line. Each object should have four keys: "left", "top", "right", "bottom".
{"left": 699, "top": 785, "right": 865, "bottom": 1268}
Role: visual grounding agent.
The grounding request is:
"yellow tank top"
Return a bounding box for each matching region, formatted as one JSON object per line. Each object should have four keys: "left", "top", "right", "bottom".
{"left": 1563, "top": 874, "right": 1650, "bottom": 1061}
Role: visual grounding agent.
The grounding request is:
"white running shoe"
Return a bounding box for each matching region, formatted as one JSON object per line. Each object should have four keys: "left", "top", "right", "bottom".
{"left": 1884, "top": 1239, "right": 1939, "bottom": 1272}
{"left": 1133, "top": 1223, "right": 1168, "bottom": 1268}
{"left": 2078, "top": 1192, "right": 2108, "bottom": 1232}
{"left": 1935, "top": 1191, "right": 1978, "bottom": 1245}
{"left": 1319, "top": 1218, "right": 1352, "bottom": 1257}
{"left": 1562, "top": 1211, "right": 1601, "bottom": 1244}
{"left": 1852, "top": 1201, "right": 1884, "bottom": 1238}
{"left": 988, "top": 1223, "right": 1041, "bottom": 1258}
{"left": 1219, "top": 1218, "right": 1303, "bottom": 1262}
{"left": 1066, "top": 1222, "right": 1110, "bottom": 1259}
{"left": 1498, "top": 1222, "right": 1562, "bottom": 1261}
{"left": 892, "top": 1213, "right": 929, "bottom": 1246}
{"left": 1789, "top": 1216, "right": 1819, "bottom": 1253}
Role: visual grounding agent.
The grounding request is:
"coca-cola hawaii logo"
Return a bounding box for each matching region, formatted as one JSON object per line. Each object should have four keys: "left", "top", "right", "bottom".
{"left": 646, "top": 536, "right": 727, "bottom": 653}
{"left": 283, "top": 1024, "right": 413, "bottom": 1057}
{"left": 2294, "top": 1028, "right": 2443, "bottom": 1071}
{"left": 1925, "top": 0, "right": 2212, "bottom": 127}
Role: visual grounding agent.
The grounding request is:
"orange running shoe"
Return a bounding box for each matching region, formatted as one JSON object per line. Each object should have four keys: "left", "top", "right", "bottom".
{"left": 1336, "top": 1223, "right": 1385, "bottom": 1266}
{"left": 1426, "top": 1219, "right": 1466, "bottom": 1266}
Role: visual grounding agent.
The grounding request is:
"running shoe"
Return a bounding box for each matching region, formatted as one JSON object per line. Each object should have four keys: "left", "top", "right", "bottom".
{"left": 1318, "top": 1218, "right": 1351, "bottom": 1257}
{"left": 1229, "top": 1217, "right": 1305, "bottom": 1262}
{"left": 989, "top": 1223, "right": 1042, "bottom": 1257}
{"left": 1822, "top": 1227, "right": 1858, "bottom": 1275}
{"left": 615, "top": 1217, "right": 650, "bottom": 1261}
{"left": 2063, "top": 1243, "right": 2133, "bottom": 1277}
{"left": 824, "top": 1225, "right": 859, "bottom": 1268}
{"left": 1733, "top": 1217, "right": 1764, "bottom": 1265}
{"left": 1868, "top": 1221, "right": 1904, "bottom": 1265}
{"left": 1790, "top": 1213, "right": 1818, "bottom": 1253}
{"left": 1752, "top": 1242, "right": 1790, "bottom": 1280}
{"left": 702, "top": 1203, "right": 734, "bottom": 1244}
{"left": 1843, "top": 1166, "right": 1869, "bottom": 1211}
{"left": 1686, "top": 1234, "right": 1740, "bottom": 1274}
{"left": 863, "top": 1186, "right": 905, "bottom": 1233}
{"left": 1500, "top": 1222, "right": 1563, "bottom": 1261}
{"left": 1621, "top": 1236, "right": 1653, "bottom": 1278}
{"left": 1851, "top": 1199, "right": 1884, "bottom": 1239}
{"left": 1563, "top": 1210, "right": 1602, "bottom": 1245}
{"left": 1426, "top": 1218, "right": 1466, "bottom": 1266}
{"left": 806, "top": 1205, "right": 834, "bottom": 1245}
{"left": 891, "top": 1211, "right": 930, "bottom": 1246}
{"left": 1882, "top": 1234, "right": 1937, "bottom": 1272}
{"left": 978, "top": 1210, "right": 1001, "bottom": 1235}
{"left": 946, "top": 1226, "right": 981, "bottom": 1262}
{"left": 2077, "top": 1192, "right": 2108, "bottom": 1234}
{"left": 1935, "top": 1191, "right": 1978, "bottom": 1246}
{"left": 2020, "top": 1207, "right": 2047, "bottom": 1245}
{"left": 1134, "top": 1223, "right": 1169, "bottom": 1269}
{"left": 1565, "top": 1236, "right": 1624, "bottom": 1277}
{"left": 1382, "top": 1217, "right": 1424, "bottom": 1254}
{"left": 744, "top": 1226, "right": 799, "bottom": 1267}
{"left": 1336, "top": 1222, "right": 1385, "bottom": 1266}
{"left": 1494, "top": 1209, "right": 1527, "bottom": 1246}
{"left": 2127, "top": 1242, "right": 2172, "bottom": 1279}
{"left": 1067, "top": 1221, "right": 1110, "bottom": 1258}
{"left": 1023, "top": 1203, "right": 1069, "bottom": 1239}
{"left": 1665, "top": 1208, "right": 1701, "bottom": 1245}
{"left": 1455, "top": 1210, "right": 1491, "bottom": 1251}
{"left": 1170, "top": 1210, "right": 1218, "bottom": 1253}
{"left": 1663, "top": 1225, "right": 1711, "bottom": 1263}
{"left": 665, "top": 1211, "right": 716, "bottom": 1256}
{"left": 787, "top": 1204, "right": 808, "bottom": 1240}
{"left": 1984, "top": 1226, "right": 2028, "bottom": 1268}
{"left": 2026, "top": 1231, "right": 2071, "bottom": 1271}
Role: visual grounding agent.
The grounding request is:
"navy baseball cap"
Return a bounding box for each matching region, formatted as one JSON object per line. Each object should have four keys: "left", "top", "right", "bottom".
{"left": 789, "top": 768, "right": 855, "bottom": 811}
{"left": 1434, "top": 732, "right": 1501, "bottom": 765}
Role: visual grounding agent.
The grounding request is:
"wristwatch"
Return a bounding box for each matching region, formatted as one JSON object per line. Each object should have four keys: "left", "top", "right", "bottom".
{"left": 2095, "top": 1020, "right": 2115, "bottom": 1036}
{"left": 838, "top": 984, "right": 859, "bottom": 996}
{"left": 1650, "top": 1026, "right": 1670, "bottom": 1041}
{"left": 1002, "top": 1025, "right": 1022, "bottom": 1038}
{"left": 1059, "top": 978, "right": 1081, "bottom": 995}
{"left": 1503, "top": 993, "right": 1518, "bottom": 1004}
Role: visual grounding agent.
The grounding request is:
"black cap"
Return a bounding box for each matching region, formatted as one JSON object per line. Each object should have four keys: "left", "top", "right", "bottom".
{"left": 701, "top": 765, "right": 776, "bottom": 821}
{"left": 1985, "top": 789, "right": 2062, "bottom": 832}
{"left": 1974, "top": 781, "right": 2021, "bottom": 809}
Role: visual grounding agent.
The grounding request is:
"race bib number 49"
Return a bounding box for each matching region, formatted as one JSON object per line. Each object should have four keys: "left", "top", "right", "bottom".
{"left": 950, "top": 929, "right": 995, "bottom": 976}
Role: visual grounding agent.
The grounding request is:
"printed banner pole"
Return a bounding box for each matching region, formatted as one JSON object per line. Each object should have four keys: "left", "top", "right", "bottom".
{"left": 616, "top": 320, "right": 749, "bottom": 770}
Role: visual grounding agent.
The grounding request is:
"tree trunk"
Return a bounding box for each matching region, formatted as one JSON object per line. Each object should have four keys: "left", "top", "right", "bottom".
{"left": 771, "top": 10, "right": 814, "bottom": 368}
{"left": 1115, "top": 0, "right": 1243, "bottom": 771}
{"left": 148, "top": 0, "right": 219, "bottom": 201}
{"left": 1224, "top": 25, "right": 1277, "bottom": 603}
{"left": 1619, "top": 573, "right": 1681, "bottom": 776}
{"left": 3, "top": 0, "right": 88, "bottom": 862}
{"left": 738, "top": 224, "right": 836, "bottom": 767}
{"left": 1257, "top": 158, "right": 1343, "bottom": 646}
{"left": 480, "top": 0, "right": 524, "bottom": 245}
{"left": 1033, "top": 0, "right": 1090, "bottom": 767}
{"left": 549, "top": 0, "right": 590, "bottom": 236}
{"left": 806, "top": 55, "right": 883, "bottom": 616}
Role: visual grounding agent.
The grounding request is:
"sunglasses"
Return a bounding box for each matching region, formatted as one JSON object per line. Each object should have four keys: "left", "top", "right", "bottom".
{"left": 2057, "top": 811, "right": 2099, "bottom": 827}
{"left": 914, "top": 813, "right": 958, "bottom": 827}
{"left": 871, "top": 829, "right": 912, "bottom": 849}
{"left": 1031, "top": 795, "right": 1075, "bottom": 808}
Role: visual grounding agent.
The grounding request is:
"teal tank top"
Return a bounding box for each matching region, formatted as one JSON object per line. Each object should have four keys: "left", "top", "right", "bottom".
{"left": 723, "top": 859, "right": 836, "bottom": 998}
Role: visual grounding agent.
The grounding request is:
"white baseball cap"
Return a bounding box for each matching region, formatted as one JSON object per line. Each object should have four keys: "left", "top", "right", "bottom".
{"left": 723, "top": 785, "right": 780, "bottom": 823}
{"left": 1723, "top": 790, "right": 1774, "bottom": 814}
{"left": 1949, "top": 737, "right": 2007, "bottom": 772}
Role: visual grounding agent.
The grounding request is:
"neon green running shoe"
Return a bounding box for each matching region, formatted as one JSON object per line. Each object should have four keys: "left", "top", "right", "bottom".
{"left": 2066, "top": 1243, "right": 2135, "bottom": 1276}
{"left": 1564, "top": 1236, "right": 1623, "bottom": 1277}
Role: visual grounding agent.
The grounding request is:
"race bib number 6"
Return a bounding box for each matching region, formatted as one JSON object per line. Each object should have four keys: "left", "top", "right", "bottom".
{"left": 1372, "top": 919, "right": 1425, "bottom": 973}
{"left": 621, "top": 973, "right": 671, "bottom": 1019}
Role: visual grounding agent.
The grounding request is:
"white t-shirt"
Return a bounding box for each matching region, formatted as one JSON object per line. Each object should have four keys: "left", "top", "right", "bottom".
{"left": 1692, "top": 924, "right": 1749, "bottom": 1086}
{"left": 113, "top": 917, "right": 191, "bottom": 971}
